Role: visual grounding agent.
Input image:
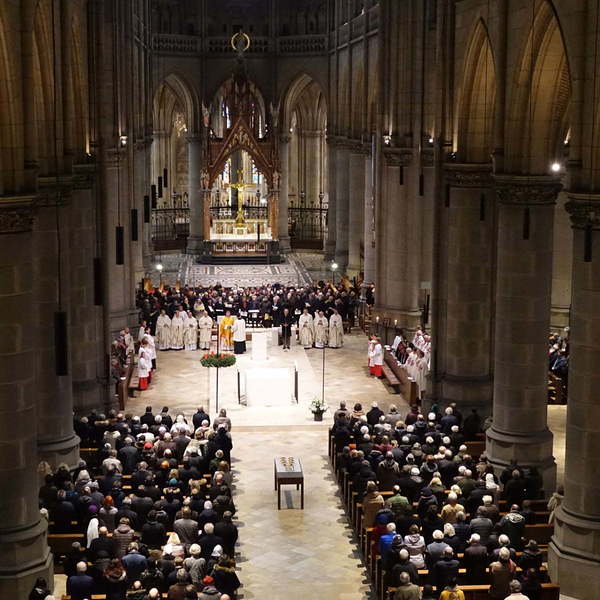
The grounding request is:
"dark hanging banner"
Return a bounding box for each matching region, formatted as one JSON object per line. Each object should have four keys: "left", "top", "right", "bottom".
{"left": 54, "top": 311, "right": 69, "bottom": 376}
{"left": 523, "top": 207, "right": 530, "bottom": 240}
{"left": 116, "top": 225, "right": 125, "bottom": 264}
{"left": 131, "top": 208, "right": 139, "bottom": 241}
{"left": 158, "top": 176, "right": 163, "bottom": 198}
{"left": 93, "top": 257, "right": 103, "bottom": 306}
{"left": 163, "top": 167, "right": 169, "bottom": 189}
{"left": 584, "top": 223, "right": 593, "bottom": 263}
{"left": 399, "top": 166, "right": 404, "bottom": 186}
{"left": 151, "top": 184, "right": 157, "bottom": 209}
{"left": 480, "top": 192, "right": 486, "bottom": 221}
{"left": 444, "top": 184, "right": 450, "bottom": 208}
{"left": 144, "top": 195, "right": 150, "bottom": 223}
{"left": 419, "top": 173, "right": 424, "bottom": 196}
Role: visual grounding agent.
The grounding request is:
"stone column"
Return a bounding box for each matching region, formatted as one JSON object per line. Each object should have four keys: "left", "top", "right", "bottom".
{"left": 34, "top": 182, "right": 80, "bottom": 470}
{"left": 334, "top": 144, "right": 350, "bottom": 272}
{"left": 486, "top": 175, "right": 560, "bottom": 493}
{"left": 304, "top": 131, "right": 322, "bottom": 206}
{"left": 186, "top": 136, "right": 204, "bottom": 255}
{"left": 278, "top": 135, "right": 291, "bottom": 251}
{"left": 347, "top": 151, "right": 365, "bottom": 277}
{"left": 70, "top": 166, "right": 103, "bottom": 413}
{"left": 439, "top": 164, "right": 494, "bottom": 416}
{"left": 0, "top": 197, "right": 53, "bottom": 598}
{"left": 325, "top": 138, "right": 337, "bottom": 261}
{"left": 362, "top": 153, "right": 375, "bottom": 290}
{"left": 549, "top": 193, "right": 600, "bottom": 598}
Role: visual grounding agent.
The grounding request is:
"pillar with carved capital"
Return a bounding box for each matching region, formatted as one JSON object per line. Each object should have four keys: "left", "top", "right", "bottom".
{"left": 348, "top": 151, "right": 365, "bottom": 277}
{"left": 0, "top": 197, "right": 53, "bottom": 598}
{"left": 486, "top": 175, "right": 559, "bottom": 494}
{"left": 34, "top": 182, "right": 80, "bottom": 470}
{"left": 334, "top": 144, "right": 350, "bottom": 272}
{"left": 186, "top": 136, "right": 204, "bottom": 255}
{"left": 325, "top": 138, "right": 337, "bottom": 261}
{"left": 278, "top": 135, "right": 291, "bottom": 251}
{"left": 437, "top": 164, "right": 494, "bottom": 416}
{"left": 549, "top": 193, "right": 600, "bottom": 599}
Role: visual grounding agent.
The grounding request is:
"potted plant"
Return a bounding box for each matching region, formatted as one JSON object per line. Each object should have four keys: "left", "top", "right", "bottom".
{"left": 310, "top": 397, "right": 328, "bottom": 421}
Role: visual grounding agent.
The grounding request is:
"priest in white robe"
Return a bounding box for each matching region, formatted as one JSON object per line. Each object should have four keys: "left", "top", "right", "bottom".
{"left": 328, "top": 309, "right": 344, "bottom": 348}
{"left": 414, "top": 349, "right": 429, "bottom": 398}
{"left": 138, "top": 340, "right": 151, "bottom": 390}
{"left": 138, "top": 320, "right": 147, "bottom": 343}
{"left": 170, "top": 310, "right": 185, "bottom": 350}
{"left": 198, "top": 311, "right": 213, "bottom": 350}
{"left": 144, "top": 328, "right": 157, "bottom": 370}
{"left": 232, "top": 316, "right": 247, "bottom": 354}
{"left": 156, "top": 310, "right": 171, "bottom": 351}
{"left": 184, "top": 311, "right": 198, "bottom": 351}
{"left": 123, "top": 328, "right": 135, "bottom": 355}
{"left": 314, "top": 311, "right": 329, "bottom": 349}
{"left": 298, "top": 308, "right": 314, "bottom": 349}
{"left": 368, "top": 337, "right": 384, "bottom": 377}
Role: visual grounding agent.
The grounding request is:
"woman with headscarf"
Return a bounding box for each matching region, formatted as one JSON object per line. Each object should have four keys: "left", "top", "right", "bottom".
{"left": 162, "top": 532, "right": 185, "bottom": 558}
{"left": 86, "top": 506, "right": 100, "bottom": 548}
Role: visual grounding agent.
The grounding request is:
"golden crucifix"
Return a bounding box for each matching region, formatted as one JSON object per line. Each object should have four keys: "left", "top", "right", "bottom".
{"left": 227, "top": 168, "right": 254, "bottom": 226}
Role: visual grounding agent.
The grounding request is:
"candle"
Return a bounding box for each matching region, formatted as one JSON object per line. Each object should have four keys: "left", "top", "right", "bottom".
{"left": 394, "top": 319, "right": 398, "bottom": 326}
{"left": 376, "top": 316, "right": 379, "bottom": 322}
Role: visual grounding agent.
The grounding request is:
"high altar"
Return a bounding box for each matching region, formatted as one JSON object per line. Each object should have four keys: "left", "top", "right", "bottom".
{"left": 193, "top": 32, "right": 282, "bottom": 264}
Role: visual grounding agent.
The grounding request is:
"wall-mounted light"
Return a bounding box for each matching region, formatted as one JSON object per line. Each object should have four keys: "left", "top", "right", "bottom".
{"left": 119, "top": 135, "right": 128, "bottom": 147}
{"left": 551, "top": 162, "right": 562, "bottom": 173}
{"left": 428, "top": 136, "right": 434, "bottom": 145}
{"left": 155, "top": 263, "right": 163, "bottom": 272}
{"left": 383, "top": 135, "right": 391, "bottom": 146}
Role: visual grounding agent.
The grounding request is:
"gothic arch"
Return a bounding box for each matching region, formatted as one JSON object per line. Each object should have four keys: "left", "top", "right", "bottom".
{"left": 505, "top": 0, "right": 572, "bottom": 174}
{"left": 70, "top": 7, "right": 88, "bottom": 162}
{"left": 0, "top": 6, "right": 20, "bottom": 193}
{"left": 456, "top": 18, "right": 496, "bottom": 163}
{"left": 280, "top": 72, "right": 327, "bottom": 134}
{"left": 153, "top": 72, "right": 199, "bottom": 135}
{"left": 32, "top": 0, "right": 55, "bottom": 174}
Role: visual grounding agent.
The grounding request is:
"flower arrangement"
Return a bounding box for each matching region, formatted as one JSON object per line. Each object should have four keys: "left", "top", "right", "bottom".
{"left": 310, "top": 397, "right": 328, "bottom": 414}
{"left": 200, "top": 352, "right": 236, "bottom": 368}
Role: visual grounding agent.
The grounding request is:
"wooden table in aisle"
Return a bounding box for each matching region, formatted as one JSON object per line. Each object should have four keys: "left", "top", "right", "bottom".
{"left": 274, "top": 456, "right": 304, "bottom": 509}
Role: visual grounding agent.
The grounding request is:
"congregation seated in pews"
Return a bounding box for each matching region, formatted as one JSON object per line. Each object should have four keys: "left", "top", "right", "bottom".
{"left": 39, "top": 406, "right": 239, "bottom": 600}
{"left": 329, "top": 401, "right": 560, "bottom": 600}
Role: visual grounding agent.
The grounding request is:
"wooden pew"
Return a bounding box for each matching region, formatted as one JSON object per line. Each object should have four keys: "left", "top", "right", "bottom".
{"left": 383, "top": 350, "right": 417, "bottom": 404}
{"left": 385, "top": 583, "right": 560, "bottom": 600}
{"left": 48, "top": 533, "right": 85, "bottom": 556}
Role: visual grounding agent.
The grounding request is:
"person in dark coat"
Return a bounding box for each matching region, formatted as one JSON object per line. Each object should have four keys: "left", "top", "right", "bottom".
{"left": 198, "top": 523, "right": 224, "bottom": 561}
{"left": 66, "top": 562, "right": 95, "bottom": 600}
{"left": 366, "top": 402, "right": 385, "bottom": 426}
{"left": 214, "top": 511, "right": 238, "bottom": 557}
{"left": 192, "top": 407, "right": 210, "bottom": 430}
{"left": 504, "top": 471, "right": 526, "bottom": 508}
{"left": 432, "top": 548, "right": 460, "bottom": 594}
{"left": 212, "top": 556, "right": 240, "bottom": 597}
{"left": 29, "top": 578, "right": 52, "bottom": 600}
{"left": 141, "top": 510, "right": 167, "bottom": 549}
{"left": 463, "top": 533, "right": 489, "bottom": 583}
{"left": 53, "top": 490, "right": 78, "bottom": 532}
{"left": 518, "top": 540, "right": 544, "bottom": 571}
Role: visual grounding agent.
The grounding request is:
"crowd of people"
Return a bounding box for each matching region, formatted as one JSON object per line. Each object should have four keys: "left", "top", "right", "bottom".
{"left": 332, "top": 401, "right": 549, "bottom": 600}
{"left": 548, "top": 329, "right": 569, "bottom": 386}
{"left": 38, "top": 406, "right": 240, "bottom": 600}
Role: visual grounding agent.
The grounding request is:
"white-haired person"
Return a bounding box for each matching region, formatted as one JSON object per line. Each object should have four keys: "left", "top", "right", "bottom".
{"left": 463, "top": 532, "right": 489, "bottom": 583}
{"left": 66, "top": 561, "right": 94, "bottom": 600}
{"left": 488, "top": 547, "right": 517, "bottom": 600}
{"left": 441, "top": 491, "right": 465, "bottom": 524}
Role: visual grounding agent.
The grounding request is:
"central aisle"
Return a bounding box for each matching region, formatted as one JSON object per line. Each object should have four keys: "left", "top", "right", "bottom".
{"left": 232, "top": 427, "right": 372, "bottom": 600}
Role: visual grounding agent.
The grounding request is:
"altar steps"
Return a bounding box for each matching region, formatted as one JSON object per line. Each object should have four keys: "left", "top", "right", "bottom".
{"left": 197, "top": 254, "right": 282, "bottom": 265}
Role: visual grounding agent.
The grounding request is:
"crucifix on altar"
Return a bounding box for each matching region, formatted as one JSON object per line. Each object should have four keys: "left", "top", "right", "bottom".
{"left": 227, "top": 167, "right": 255, "bottom": 228}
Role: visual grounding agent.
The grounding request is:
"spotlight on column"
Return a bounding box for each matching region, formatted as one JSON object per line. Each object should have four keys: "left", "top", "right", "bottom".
{"left": 119, "top": 135, "right": 127, "bottom": 147}
{"left": 155, "top": 263, "right": 163, "bottom": 272}
{"left": 551, "top": 162, "right": 562, "bottom": 173}
{"left": 383, "top": 135, "right": 391, "bottom": 146}
{"left": 428, "top": 136, "right": 434, "bottom": 145}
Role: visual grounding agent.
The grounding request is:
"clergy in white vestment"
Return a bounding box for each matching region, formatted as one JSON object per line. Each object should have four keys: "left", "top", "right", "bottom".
{"left": 404, "top": 347, "right": 418, "bottom": 381}
{"left": 156, "top": 310, "right": 171, "bottom": 351}
{"left": 144, "top": 328, "right": 157, "bottom": 369}
{"left": 198, "top": 311, "right": 213, "bottom": 350}
{"left": 298, "top": 308, "right": 314, "bottom": 349}
{"left": 328, "top": 309, "right": 344, "bottom": 348}
{"left": 368, "top": 337, "right": 384, "bottom": 377}
{"left": 184, "top": 311, "right": 198, "bottom": 351}
{"left": 123, "top": 328, "right": 135, "bottom": 355}
{"left": 232, "top": 316, "right": 247, "bottom": 354}
{"left": 138, "top": 320, "right": 147, "bottom": 343}
{"left": 170, "top": 311, "right": 185, "bottom": 350}
{"left": 137, "top": 340, "right": 151, "bottom": 390}
{"left": 313, "top": 311, "right": 329, "bottom": 349}
{"left": 414, "top": 349, "right": 429, "bottom": 397}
